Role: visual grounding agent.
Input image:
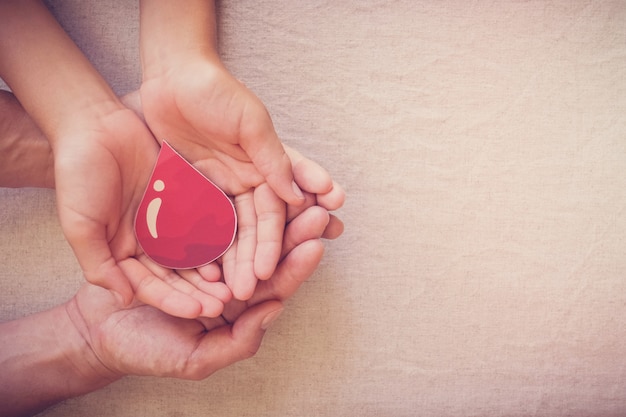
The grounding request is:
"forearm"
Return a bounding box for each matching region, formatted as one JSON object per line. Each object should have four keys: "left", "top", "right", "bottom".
{"left": 0, "top": 0, "right": 121, "bottom": 146}
{"left": 139, "top": 0, "right": 220, "bottom": 80}
{"left": 0, "top": 89, "right": 54, "bottom": 188}
{"left": 0, "top": 303, "right": 120, "bottom": 417}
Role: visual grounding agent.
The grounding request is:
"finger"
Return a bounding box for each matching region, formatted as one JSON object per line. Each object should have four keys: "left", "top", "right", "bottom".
{"left": 253, "top": 183, "right": 286, "bottom": 280}
{"left": 286, "top": 191, "right": 317, "bottom": 223}
{"left": 134, "top": 255, "right": 230, "bottom": 317}
{"left": 169, "top": 277, "right": 228, "bottom": 318}
{"left": 322, "top": 214, "right": 345, "bottom": 240}
{"left": 193, "top": 155, "right": 263, "bottom": 195}
{"left": 285, "top": 145, "right": 333, "bottom": 195}
{"left": 281, "top": 205, "right": 329, "bottom": 259}
{"left": 316, "top": 180, "right": 346, "bottom": 211}
{"left": 183, "top": 300, "right": 284, "bottom": 380}
{"left": 252, "top": 239, "right": 325, "bottom": 305}
{"left": 55, "top": 148, "right": 135, "bottom": 305}
{"left": 118, "top": 258, "right": 203, "bottom": 319}
{"left": 176, "top": 269, "right": 232, "bottom": 303}
{"left": 197, "top": 262, "right": 223, "bottom": 282}
{"left": 65, "top": 226, "right": 134, "bottom": 305}
{"left": 226, "top": 190, "right": 257, "bottom": 300}
{"left": 221, "top": 208, "right": 327, "bottom": 320}
{"left": 85, "top": 259, "right": 134, "bottom": 306}
{"left": 286, "top": 204, "right": 344, "bottom": 241}
{"left": 260, "top": 206, "right": 328, "bottom": 304}
{"left": 239, "top": 103, "right": 304, "bottom": 206}
{"left": 221, "top": 210, "right": 327, "bottom": 322}
{"left": 285, "top": 184, "right": 345, "bottom": 239}
{"left": 285, "top": 146, "right": 345, "bottom": 212}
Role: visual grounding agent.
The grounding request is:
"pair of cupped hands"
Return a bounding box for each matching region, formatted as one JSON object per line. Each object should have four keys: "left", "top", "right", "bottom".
{"left": 54, "top": 57, "right": 344, "bottom": 379}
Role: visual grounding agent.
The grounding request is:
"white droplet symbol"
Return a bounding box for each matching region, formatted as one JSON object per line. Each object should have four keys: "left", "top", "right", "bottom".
{"left": 146, "top": 179, "right": 165, "bottom": 239}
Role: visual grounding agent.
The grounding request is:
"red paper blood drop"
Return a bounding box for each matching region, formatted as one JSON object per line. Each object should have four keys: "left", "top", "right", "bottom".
{"left": 134, "top": 141, "right": 237, "bottom": 269}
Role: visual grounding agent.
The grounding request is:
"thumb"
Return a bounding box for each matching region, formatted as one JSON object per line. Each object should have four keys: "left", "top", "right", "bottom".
{"left": 187, "top": 301, "right": 285, "bottom": 379}
{"left": 253, "top": 142, "right": 305, "bottom": 207}
{"left": 66, "top": 230, "right": 134, "bottom": 306}
{"left": 82, "top": 257, "right": 134, "bottom": 307}
{"left": 238, "top": 101, "right": 304, "bottom": 206}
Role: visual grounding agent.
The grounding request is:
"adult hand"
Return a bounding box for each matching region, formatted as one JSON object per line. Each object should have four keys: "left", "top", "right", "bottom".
{"left": 65, "top": 199, "right": 335, "bottom": 379}
{"left": 0, "top": 200, "right": 337, "bottom": 417}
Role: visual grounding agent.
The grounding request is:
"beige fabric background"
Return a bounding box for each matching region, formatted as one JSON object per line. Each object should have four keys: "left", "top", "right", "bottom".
{"left": 1, "top": 1, "right": 626, "bottom": 416}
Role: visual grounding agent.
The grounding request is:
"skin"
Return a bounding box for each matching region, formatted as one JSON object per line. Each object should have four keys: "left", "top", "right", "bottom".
{"left": 138, "top": 0, "right": 337, "bottom": 299}
{"left": 0, "top": 89, "right": 54, "bottom": 188}
{"left": 0, "top": 91, "right": 344, "bottom": 417}
{"left": 0, "top": 3, "right": 346, "bottom": 412}
{"left": 0, "top": 0, "right": 221, "bottom": 317}
{"left": 0, "top": 202, "right": 332, "bottom": 417}
{"left": 0, "top": 0, "right": 343, "bottom": 316}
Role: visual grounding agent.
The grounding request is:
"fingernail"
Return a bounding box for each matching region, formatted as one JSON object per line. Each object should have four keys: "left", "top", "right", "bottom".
{"left": 261, "top": 308, "right": 284, "bottom": 330}
{"left": 292, "top": 181, "right": 305, "bottom": 200}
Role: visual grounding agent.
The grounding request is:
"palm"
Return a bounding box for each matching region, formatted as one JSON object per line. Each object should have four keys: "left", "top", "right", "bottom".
{"left": 140, "top": 62, "right": 293, "bottom": 299}
{"left": 71, "top": 284, "right": 224, "bottom": 378}
{"left": 69, "top": 203, "right": 332, "bottom": 379}
{"left": 220, "top": 203, "right": 332, "bottom": 323}
{"left": 54, "top": 109, "right": 230, "bottom": 318}
{"left": 140, "top": 60, "right": 273, "bottom": 195}
{"left": 139, "top": 61, "right": 344, "bottom": 300}
{"left": 53, "top": 109, "right": 153, "bottom": 291}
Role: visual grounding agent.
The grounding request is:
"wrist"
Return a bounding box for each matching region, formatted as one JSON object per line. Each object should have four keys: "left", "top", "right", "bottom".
{"left": 142, "top": 48, "right": 223, "bottom": 83}
{"left": 139, "top": 0, "right": 221, "bottom": 81}
{"left": 0, "top": 301, "right": 120, "bottom": 416}
{"left": 0, "top": 0, "right": 122, "bottom": 147}
{"left": 62, "top": 296, "right": 123, "bottom": 391}
{"left": 47, "top": 96, "right": 127, "bottom": 150}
